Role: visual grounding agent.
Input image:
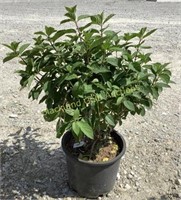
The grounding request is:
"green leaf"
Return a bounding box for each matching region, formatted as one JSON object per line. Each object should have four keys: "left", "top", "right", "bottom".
{"left": 34, "top": 31, "right": 46, "bottom": 36}
{"left": 151, "top": 88, "right": 159, "bottom": 99}
{"left": 77, "top": 121, "right": 94, "bottom": 139}
{"left": 65, "top": 12, "right": 76, "bottom": 21}
{"left": 43, "top": 81, "right": 49, "bottom": 92}
{"left": 88, "top": 65, "right": 110, "bottom": 74}
{"left": 3, "top": 43, "right": 14, "bottom": 51}
{"left": 73, "top": 109, "right": 80, "bottom": 120}
{"left": 9, "top": 41, "right": 21, "bottom": 51}
{"left": 159, "top": 74, "right": 170, "bottom": 83}
{"left": 155, "top": 82, "right": 170, "bottom": 88}
{"left": 78, "top": 15, "right": 90, "bottom": 21}
{"left": 123, "top": 100, "right": 135, "bottom": 111}
{"left": 107, "top": 57, "right": 119, "bottom": 67}
{"left": 143, "top": 29, "right": 157, "bottom": 38}
{"left": 27, "top": 75, "right": 34, "bottom": 88}
{"left": 60, "top": 18, "right": 72, "bottom": 24}
{"left": 65, "top": 74, "right": 78, "bottom": 80}
{"left": 19, "top": 43, "right": 30, "bottom": 54}
{"left": 56, "top": 120, "right": 69, "bottom": 138}
{"left": 83, "top": 84, "right": 94, "bottom": 94}
{"left": 138, "top": 27, "right": 147, "bottom": 38}
{"left": 65, "top": 5, "right": 77, "bottom": 13}
{"left": 3, "top": 53, "right": 18, "bottom": 63}
{"left": 90, "top": 37, "right": 105, "bottom": 50}
{"left": 52, "top": 29, "right": 76, "bottom": 42}
{"left": 103, "top": 14, "right": 115, "bottom": 24}
{"left": 140, "top": 106, "right": 146, "bottom": 116}
{"left": 105, "top": 114, "right": 115, "bottom": 126}
{"left": 65, "top": 108, "right": 75, "bottom": 116}
{"left": 45, "top": 26, "right": 56, "bottom": 36}
{"left": 43, "top": 108, "right": 59, "bottom": 122}
{"left": 72, "top": 121, "right": 80, "bottom": 136}
{"left": 91, "top": 15, "right": 102, "bottom": 25}
{"left": 79, "top": 23, "right": 92, "bottom": 31}
{"left": 116, "top": 96, "right": 123, "bottom": 105}
{"left": 139, "top": 86, "right": 151, "bottom": 95}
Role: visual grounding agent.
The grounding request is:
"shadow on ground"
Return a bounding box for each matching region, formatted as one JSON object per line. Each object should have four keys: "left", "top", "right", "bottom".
{"left": 0, "top": 127, "right": 77, "bottom": 199}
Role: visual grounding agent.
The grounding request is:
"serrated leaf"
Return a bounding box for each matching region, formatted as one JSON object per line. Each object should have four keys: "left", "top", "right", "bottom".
{"left": 77, "top": 121, "right": 94, "bottom": 139}
{"left": 123, "top": 100, "right": 135, "bottom": 111}
{"left": 105, "top": 114, "right": 115, "bottom": 126}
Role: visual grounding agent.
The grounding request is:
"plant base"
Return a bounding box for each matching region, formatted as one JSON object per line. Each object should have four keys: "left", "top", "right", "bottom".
{"left": 62, "top": 130, "right": 126, "bottom": 198}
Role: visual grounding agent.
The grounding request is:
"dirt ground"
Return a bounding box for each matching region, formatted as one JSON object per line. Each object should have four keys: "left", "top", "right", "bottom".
{"left": 0, "top": 0, "right": 181, "bottom": 199}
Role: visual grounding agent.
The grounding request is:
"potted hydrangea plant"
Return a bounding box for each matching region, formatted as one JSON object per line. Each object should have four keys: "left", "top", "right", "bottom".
{"left": 3, "top": 6, "right": 172, "bottom": 198}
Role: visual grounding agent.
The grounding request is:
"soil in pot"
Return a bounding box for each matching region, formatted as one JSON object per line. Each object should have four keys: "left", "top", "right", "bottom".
{"left": 65, "top": 132, "right": 120, "bottom": 162}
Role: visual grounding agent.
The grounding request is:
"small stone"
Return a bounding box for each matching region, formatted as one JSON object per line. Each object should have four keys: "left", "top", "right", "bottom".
{"left": 50, "top": 151, "right": 55, "bottom": 156}
{"left": 124, "top": 184, "right": 131, "bottom": 190}
{"left": 135, "top": 181, "right": 139, "bottom": 186}
{"left": 165, "top": 147, "right": 173, "bottom": 151}
{"left": 98, "top": 197, "right": 102, "bottom": 200}
{"left": 130, "top": 171, "right": 135, "bottom": 176}
{"left": 9, "top": 114, "right": 18, "bottom": 118}
{"left": 117, "top": 173, "right": 121, "bottom": 180}
{"left": 106, "top": 193, "right": 111, "bottom": 197}
{"left": 174, "top": 113, "right": 179, "bottom": 117}
{"left": 127, "top": 174, "right": 133, "bottom": 179}
{"left": 175, "top": 178, "right": 181, "bottom": 185}
{"left": 178, "top": 193, "right": 181, "bottom": 198}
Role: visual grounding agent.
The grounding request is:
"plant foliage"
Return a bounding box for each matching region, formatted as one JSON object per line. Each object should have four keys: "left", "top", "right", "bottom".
{"left": 3, "top": 6, "right": 172, "bottom": 142}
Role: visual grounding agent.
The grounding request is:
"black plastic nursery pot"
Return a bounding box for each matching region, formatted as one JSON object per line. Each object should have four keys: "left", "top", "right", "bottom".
{"left": 62, "top": 130, "right": 126, "bottom": 198}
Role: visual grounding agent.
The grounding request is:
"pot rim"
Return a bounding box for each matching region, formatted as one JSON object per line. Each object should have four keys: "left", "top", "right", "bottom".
{"left": 61, "top": 129, "right": 126, "bottom": 167}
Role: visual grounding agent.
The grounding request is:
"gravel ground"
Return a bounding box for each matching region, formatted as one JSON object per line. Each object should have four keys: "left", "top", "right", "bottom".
{"left": 0, "top": 0, "right": 181, "bottom": 199}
